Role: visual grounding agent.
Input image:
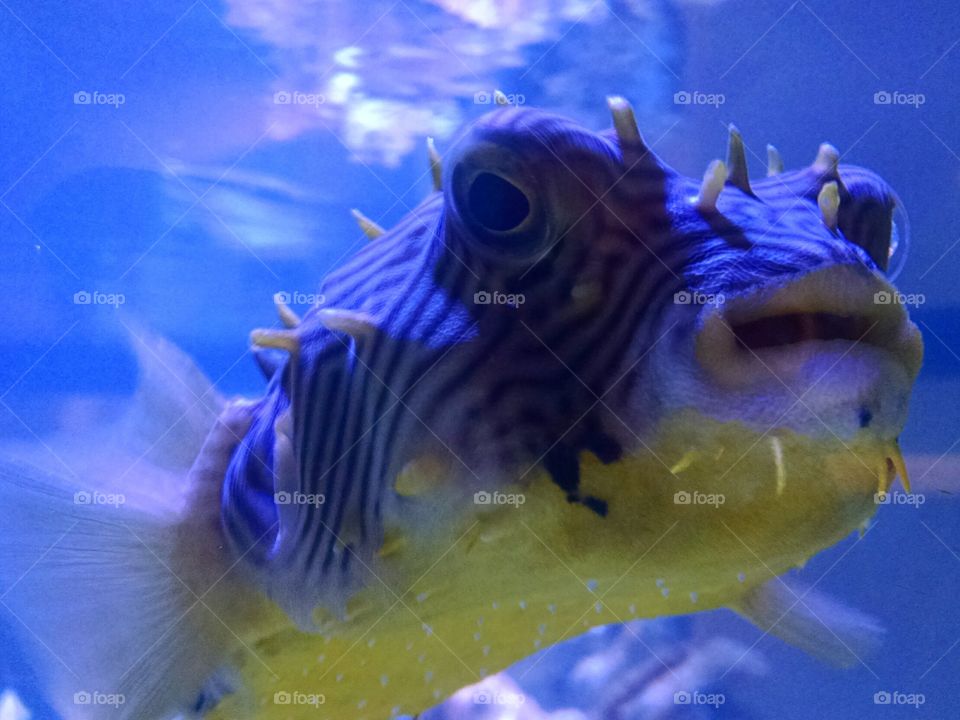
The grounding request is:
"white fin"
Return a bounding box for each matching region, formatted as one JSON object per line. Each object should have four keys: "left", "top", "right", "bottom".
{"left": 75, "top": 329, "right": 224, "bottom": 476}
{"left": 731, "top": 576, "right": 883, "bottom": 668}
{"left": 0, "top": 336, "right": 262, "bottom": 719}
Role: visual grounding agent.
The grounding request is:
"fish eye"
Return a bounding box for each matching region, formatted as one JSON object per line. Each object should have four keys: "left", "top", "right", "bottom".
{"left": 467, "top": 172, "right": 530, "bottom": 232}
{"left": 448, "top": 146, "right": 550, "bottom": 261}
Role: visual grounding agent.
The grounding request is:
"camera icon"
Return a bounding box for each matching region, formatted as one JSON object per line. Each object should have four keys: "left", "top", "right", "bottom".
{"left": 673, "top": 91, "right": 691, "bottom": 105}
{"left": 474, "top": 491, "right": 492, "bottom": 505}
{"left": 474, "top": 91, "right": 491, "bottom": 105}
{"left": 473, "top": 691, "right": 492, "bottom": 704}
{"left": 275, "top": 491, "right": 292, "bottom": 505}
{"left": 73, "top": 290, "right": 91, "bottom": 305}
{"left": 674, "top": 690, "right": 692, "bottom": 704}
{"left": 274, "top": 291, "right": 292, "bottom": 305}
{"left": 474, "top": 291, "right": 492, "bottom": 305}
{"left": 874, "top": 491, "right": 891, "bottom": 505}
{"left": 874, "top": 691, "right": 892, "bottom": 704}
{"left": 73, "top": 91, "right": 91, "bottom": 105}
{"left": 873, "top": 291, "right": 892, "bottom": 304}
{"left": 274, "top": 691, "right": 291, "bottom": 705}
{"left": 74, "top": 691, "right": 91, "bottom": 705}
{"left": 673, "top": 291, "right": 692, "bottom": 305}
{"left": 74, "top": 491, "right": 92, "bottom": 505}
{"left": 873, "top": 91, "right": 892, "bottom": 105}
{"left": 674, "top": 491, "right": 691, "bottom": 505}
{"left": 274, "top": 91, "right": 291, "bottom": 105}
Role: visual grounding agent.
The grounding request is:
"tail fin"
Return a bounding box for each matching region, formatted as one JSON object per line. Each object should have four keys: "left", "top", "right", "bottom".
{"left": 0, "top": 333, "right": 264, "bottom": 719}
{"left": 731, "top": 575, "right": 884, "bottom": 667}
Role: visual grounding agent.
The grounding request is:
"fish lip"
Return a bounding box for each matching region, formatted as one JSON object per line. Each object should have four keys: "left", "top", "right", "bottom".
{"left": 695, "top": 264, "right": 924, "bottom": 386}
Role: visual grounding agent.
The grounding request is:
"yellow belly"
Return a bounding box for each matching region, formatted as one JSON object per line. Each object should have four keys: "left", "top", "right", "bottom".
{"left": 212, "top": 409, "right": 892, "bottom": 719}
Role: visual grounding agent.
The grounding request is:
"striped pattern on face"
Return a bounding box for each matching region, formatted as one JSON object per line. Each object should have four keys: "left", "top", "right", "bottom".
{"left": 220, "top": 102, "right": 904, "bottom": 624}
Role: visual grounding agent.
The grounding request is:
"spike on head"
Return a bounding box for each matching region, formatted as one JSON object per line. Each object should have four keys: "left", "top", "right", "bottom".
{"left": 251, "top": 328, "right": 300, "bottom": 355}
{"left": 725, "top": 124, "right": 752, "bottom": 194}
{"left": 607, "top": 96, "right": 642, "bottom": 146}
{"left": 317, "top": 308, "right": 377, "bottom": 339}
{"left": 493, "top": 90, "right": 510, "bottom": 106}
{"left": 697, "top": 159, "right": 728, "bottom": 212}
{"left": 351, "top": 209, "right": 386, "bottom": 240}
{"left": 427, "top": 137, "right": 442, "bottom": 192}
{"left": 813, "top": 143, "right": 840, "bottom": 177}
{"left": 766, "top": 144, "right": 784, "bottom": 176}
{"left": 606, "top": 95, "right": 652, "bottom": 167}
{"left": 273, "top": 294, "right": 301, "bottom": 328}
{"left": 818, "top": 181, "right": 840, "bottom": 231}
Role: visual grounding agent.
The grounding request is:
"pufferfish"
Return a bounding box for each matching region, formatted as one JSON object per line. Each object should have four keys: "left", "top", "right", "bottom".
{"left": 0, "top": 95, "right": 922, "bottom": 720}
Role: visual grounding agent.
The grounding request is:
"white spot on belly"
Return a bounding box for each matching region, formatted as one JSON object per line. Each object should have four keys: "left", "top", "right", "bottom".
{"left": 770, "top": 436, "right": 786, "bottom": 495}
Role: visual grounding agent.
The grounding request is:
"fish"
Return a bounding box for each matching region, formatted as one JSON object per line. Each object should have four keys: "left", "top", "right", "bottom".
{"left": 0, "top": 95, "right": 923, "bottom": 720}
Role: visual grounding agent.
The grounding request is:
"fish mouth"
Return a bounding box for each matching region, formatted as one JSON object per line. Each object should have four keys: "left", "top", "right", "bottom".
{"left": 696, "top": 264, "right": 923, "bottom": 389}
{"left": 731, "top": 311, "right": 878, "bottom": 352}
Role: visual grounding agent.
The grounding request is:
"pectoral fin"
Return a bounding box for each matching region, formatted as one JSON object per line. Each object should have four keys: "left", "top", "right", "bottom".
{"left": 730, "top": 576, "right": 884, "bottom": 667}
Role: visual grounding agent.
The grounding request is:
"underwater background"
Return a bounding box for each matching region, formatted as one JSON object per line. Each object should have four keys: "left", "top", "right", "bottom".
{"left": 0, "top": 0, "right": 957, "bottom": 717}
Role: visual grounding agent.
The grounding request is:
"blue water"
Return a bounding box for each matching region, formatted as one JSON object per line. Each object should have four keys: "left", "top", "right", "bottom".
{"left": 1, "top": 1, "right": 958, "bottom": 718}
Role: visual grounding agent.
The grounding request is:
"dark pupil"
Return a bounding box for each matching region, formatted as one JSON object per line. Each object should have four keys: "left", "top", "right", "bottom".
{"left": 468, "top": 172, "right": 530, "bottom": 232}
